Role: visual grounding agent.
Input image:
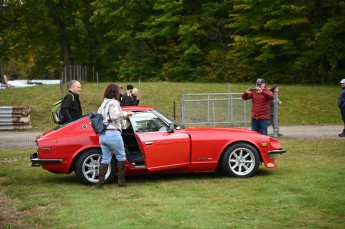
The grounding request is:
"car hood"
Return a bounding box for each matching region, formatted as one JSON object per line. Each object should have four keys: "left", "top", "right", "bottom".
{"left": 180, "top": 126, "right": 270, "bottom": 142}
{"left": 182, "top": 126, "right": 259, "bottom": 134}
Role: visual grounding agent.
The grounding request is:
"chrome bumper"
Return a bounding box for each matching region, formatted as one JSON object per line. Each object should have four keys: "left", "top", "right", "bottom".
{"left": 30, "top": 152, "right": 62, "bottom": 166}
{"left": 268, "top": 148, "right": 286, "bottom": 155}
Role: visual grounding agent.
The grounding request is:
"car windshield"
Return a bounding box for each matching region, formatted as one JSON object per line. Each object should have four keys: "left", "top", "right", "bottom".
{"left": 152, "top": 109, "right": 184, "bottom": 130}
{"left": 129, "top": 109, "right": 184, "bottom": 133}
{"left": 129, "top": 112, "right": 165, "bottom": 132}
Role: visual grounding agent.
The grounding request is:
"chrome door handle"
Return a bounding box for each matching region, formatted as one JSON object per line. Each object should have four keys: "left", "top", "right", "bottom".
{"left": 145, "top": 141, "right": 153, "bottom": 145}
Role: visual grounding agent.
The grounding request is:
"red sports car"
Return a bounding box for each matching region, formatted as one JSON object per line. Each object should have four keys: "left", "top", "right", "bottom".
{"left": 30, "top": 106, "right": 286, "bottom": 185}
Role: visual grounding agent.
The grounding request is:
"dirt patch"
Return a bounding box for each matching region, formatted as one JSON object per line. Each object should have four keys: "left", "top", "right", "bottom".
{"left": 0, "top": 177, "right": 45, "bottom": 229}
{"left": 0, "top": 192, "right": 48, "bottom": 229}
{"left": 0, "top": 192, "right": 29, "bottom": 228}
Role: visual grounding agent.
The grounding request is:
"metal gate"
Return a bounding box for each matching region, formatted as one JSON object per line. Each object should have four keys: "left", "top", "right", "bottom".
{"left": 181, "top": 90, "right": 251, "bottom": 127}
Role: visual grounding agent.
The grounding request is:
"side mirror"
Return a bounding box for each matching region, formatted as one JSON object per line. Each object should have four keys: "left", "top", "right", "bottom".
{"left": 168, "top": 123, "right": 175, "bottom": 133}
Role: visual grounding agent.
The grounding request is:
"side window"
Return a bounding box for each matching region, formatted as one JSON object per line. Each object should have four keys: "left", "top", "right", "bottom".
{"left": 130, "top": 112, "right": 167, "bottom": 132}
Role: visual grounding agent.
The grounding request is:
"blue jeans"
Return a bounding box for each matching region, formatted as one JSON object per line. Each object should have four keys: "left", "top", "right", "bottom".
{"left": 99, "top": 130, "right": 126, "bottom": 164}
{"left": 251, "top": 119, "right": 269, "bottom": 135}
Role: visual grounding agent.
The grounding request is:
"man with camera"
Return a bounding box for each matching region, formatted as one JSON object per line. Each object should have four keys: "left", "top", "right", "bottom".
{"left": 242, "top": 78, "right": 274, "bottom": 135}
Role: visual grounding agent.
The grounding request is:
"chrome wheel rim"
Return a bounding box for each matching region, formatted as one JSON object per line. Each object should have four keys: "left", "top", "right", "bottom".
{"left": 81, "top": 154, "right": 111, "bottom": 183}
{"left": 228, "top": 148, "right": 255, "bottom": 176}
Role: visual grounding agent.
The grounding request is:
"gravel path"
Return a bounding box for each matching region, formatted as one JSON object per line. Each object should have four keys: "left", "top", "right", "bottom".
{"left": 268, "top": 125, "right": 344, "bottom": 139}
{"left": 0, "top": 125, "right": 344, "bottom": 149}
{"left": 0, "top": 131, "right": 41, "bottom": 149}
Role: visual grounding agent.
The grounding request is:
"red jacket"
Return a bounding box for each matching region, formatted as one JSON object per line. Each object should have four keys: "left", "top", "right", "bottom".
{"left": 242, "top": 87, "right": 273, "bottom": 120}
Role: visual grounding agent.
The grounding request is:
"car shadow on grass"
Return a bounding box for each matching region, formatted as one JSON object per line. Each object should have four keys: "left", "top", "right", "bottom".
{"left": 40, "top": 174, "right": 81, "bottom": 185}
{"left": 127, "top": 172, "right": 219, "bottom": 182}
{"left": 38, "top": 168, "right": 275, "bottom": 186}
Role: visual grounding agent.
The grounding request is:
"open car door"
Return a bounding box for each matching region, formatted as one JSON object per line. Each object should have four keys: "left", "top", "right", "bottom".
{"left": 130, "top": 112, "right": 190, "bottom": 172}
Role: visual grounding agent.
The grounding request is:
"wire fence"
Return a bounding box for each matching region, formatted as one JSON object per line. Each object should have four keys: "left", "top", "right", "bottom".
{"left": 181, "top": 91, "right": 252, "bottom": 127}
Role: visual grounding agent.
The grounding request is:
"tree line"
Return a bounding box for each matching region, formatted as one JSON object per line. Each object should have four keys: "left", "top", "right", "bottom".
{"left": 1, "top": 0, "right": 344, "bottom": 84}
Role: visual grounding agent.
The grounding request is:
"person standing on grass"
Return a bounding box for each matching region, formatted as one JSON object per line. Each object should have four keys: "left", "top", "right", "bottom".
{"left": 268, "top": 85, "right": 283, "bottom": 136}
{"left": 60, "top": 80, "right": 82, "bottom": 124}
{"left": 131, "top": 88, "right": 140, "bottom": 105}
{"left": 97, "top": 84, "right": 134, "bottom": 188}
{"left": 242, "top": 78, "right": 274, "bottom": 135}
{"left": 120, "top": 84, "right": 134, "bottom": 106}
{"left": 338, "top": 79, "right": 345, "bottom": 137}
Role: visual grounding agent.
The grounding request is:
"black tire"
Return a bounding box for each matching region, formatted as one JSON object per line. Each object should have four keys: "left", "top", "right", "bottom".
{"left": 75, "top": 148, "right": 116, "bottom": 185}
{"left": 221, "top": 143, "right": 260, "bottom": 178}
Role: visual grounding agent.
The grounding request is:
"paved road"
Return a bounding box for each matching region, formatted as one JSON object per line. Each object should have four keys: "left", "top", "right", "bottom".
{"left": 0, "top": 130, "right": 41, "bottom": 149}
{"left": 268, "top": 125, "right": 344, "bottom": 139}
{"left": 0, "top": 125, "right": 344, "bottom": 149}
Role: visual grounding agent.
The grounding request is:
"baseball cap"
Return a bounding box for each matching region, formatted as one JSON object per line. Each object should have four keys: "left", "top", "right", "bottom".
{"left": 256, "top": 78, "right": 265, "bottom": 85}
{"left": 340, "top": 79, "right": 345, "bottom": 84}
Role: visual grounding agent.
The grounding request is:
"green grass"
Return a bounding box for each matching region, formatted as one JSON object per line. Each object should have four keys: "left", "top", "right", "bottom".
{"left": 0, "top": 82, "right": 344, "bottom": 228}
{"left": 0, "top": 82, "right": 342, "bottom": 130}
{"left": 0, "top": 139, "right": 344, "bottom": 228}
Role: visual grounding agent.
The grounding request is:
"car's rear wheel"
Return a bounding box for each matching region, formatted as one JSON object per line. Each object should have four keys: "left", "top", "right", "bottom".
{"left": 75, "top": 149, "right": 116, "bottom": 185}
{"left": 221, "top": 143, "right": 260, "bottom": 178}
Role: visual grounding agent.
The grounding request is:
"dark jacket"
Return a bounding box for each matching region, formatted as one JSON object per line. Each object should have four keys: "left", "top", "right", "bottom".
{"left": 338, "top": 88, "right": 345, "bottom": 109}
{"left": 242, "top": 87, "right": 274, "bottom": 120}
{"left": 60, "top": 90, "right": 82, "bottom": 123}
{"left": 131, "top": 95, "right": 139, "bottom": 105}
{"left": 120, "top": 92, "right": 133, "bottom": 106}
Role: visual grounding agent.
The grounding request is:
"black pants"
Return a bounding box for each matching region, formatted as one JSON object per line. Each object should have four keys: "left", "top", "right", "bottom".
{"left": 341, "top": 108, "right": 345, "bottom": 124}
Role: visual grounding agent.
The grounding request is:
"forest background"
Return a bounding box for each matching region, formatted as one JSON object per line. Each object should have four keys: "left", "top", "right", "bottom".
{"left": 1, "top": 0, "right": 345, "bottom": 85}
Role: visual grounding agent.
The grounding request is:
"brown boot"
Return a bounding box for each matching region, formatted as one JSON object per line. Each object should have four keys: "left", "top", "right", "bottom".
{"left": 117, "top": 161, "right": 127, "bottom": 187}
{"left": 96, "top": 163, "right": 108, "bottom": 188}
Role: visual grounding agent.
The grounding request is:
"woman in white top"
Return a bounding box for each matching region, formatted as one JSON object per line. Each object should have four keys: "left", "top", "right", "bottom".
{"left": 97, "top": 84, "right": 134, "bottom": 188}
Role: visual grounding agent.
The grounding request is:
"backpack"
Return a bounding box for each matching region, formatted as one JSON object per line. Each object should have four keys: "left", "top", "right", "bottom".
{"left": 90, "top": 101, "right": 111, "bottom": 134}
{"left": 52, "top": 93, "right": 74, "bottom": 124}
{"left": 90, "top": 112, "right": 107, "bottom": 134}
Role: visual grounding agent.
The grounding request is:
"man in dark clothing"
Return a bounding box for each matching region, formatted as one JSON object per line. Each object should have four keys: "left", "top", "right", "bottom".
{"left": 338, "top": 79, "right": 345, "bottom": 137}
{"left": 120, "top": 85, "right": 134, "bottom": 106}
{"left": 131, "top": 88, "right": 140, "bottom": 105}
{"left": 118, "top": 85, "right": 123, "bottom": 101}
{"left": 60, "top": 80, "right": 82, "bottom": 124}
{"left": 242, "top": 78, "right": 274, "bottom": 135}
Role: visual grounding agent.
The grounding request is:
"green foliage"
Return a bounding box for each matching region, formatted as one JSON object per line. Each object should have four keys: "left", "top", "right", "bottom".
{"left": 228, "top": 0, "right": 309, "bottom": 82}
{"left": 228, "top": 0, "right": 345, "bottom": 84}
{"left": 1, "top": 0, "right": 345, "bottom": 83}
{"left": 302, "top": 1, "right": 345, "bottom": 83}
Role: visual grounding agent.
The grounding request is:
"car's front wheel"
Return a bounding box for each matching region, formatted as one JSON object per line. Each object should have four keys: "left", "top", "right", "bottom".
{"left": 221, "top": 143, "right": 260, "bottom": 178}
{"left": 75, "top": 149, "right": 116, "bottom": 185}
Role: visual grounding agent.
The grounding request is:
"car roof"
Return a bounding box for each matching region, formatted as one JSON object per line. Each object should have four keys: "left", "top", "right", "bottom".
{"left": 121, "top": 106, "right": 154, "bottom": 112}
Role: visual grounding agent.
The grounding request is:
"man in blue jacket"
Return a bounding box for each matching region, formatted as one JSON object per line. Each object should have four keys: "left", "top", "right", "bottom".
{"left": 338, "top": 79, "right": 345, "bottom": 137}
